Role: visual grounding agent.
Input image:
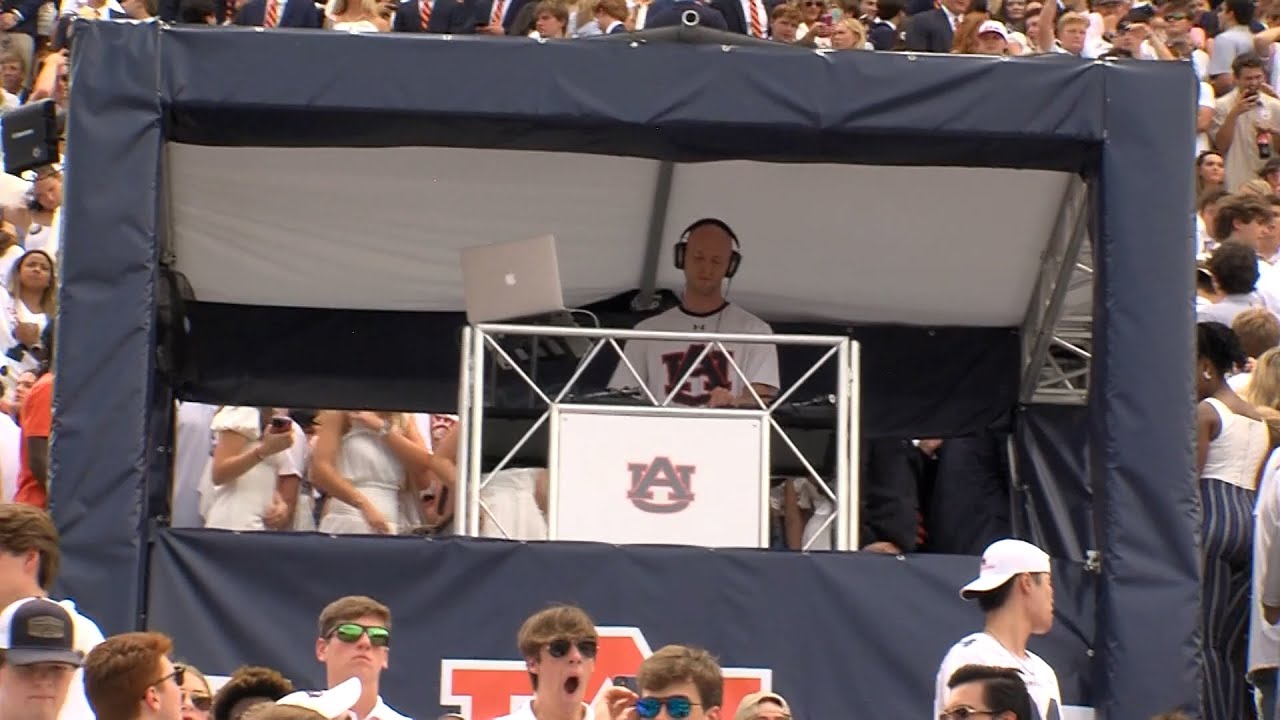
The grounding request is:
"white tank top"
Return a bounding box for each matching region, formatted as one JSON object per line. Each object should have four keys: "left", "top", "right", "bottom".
{"left": 1202, "top": 397, "right": 1271, "bottom": 491}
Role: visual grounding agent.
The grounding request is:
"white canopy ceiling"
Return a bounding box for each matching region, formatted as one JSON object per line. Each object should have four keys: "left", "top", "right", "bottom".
{"left": 166, "top": 143, "right": 1072, "bottom": 327}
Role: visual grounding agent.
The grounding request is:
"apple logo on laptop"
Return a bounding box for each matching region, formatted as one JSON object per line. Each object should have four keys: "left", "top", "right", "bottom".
{"left": 504, "top": 273, "right": 517, "bottom": 286}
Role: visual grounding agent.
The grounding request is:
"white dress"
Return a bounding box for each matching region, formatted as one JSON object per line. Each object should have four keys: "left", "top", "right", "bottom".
{"left": 200, "top": 407, "right": 282, "bottom": 531}
{"left": 318, "top": 426, "right": 406, "bottom": 535}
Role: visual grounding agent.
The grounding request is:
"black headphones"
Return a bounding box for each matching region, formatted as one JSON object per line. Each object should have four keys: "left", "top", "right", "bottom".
{"left": 673, "top": 218, "right": 742, "bottom": 279}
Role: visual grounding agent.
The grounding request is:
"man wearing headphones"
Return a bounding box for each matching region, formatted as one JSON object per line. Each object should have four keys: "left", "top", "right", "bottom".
{"left": 608, "top": 218, "right": 779, "bottom": 408}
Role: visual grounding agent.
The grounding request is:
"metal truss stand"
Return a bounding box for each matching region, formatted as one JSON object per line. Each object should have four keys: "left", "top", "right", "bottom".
{"left": 455, "top": 323, "right": 862, "bottom": 551}
{"left": 1021, "top": 176, "right": 1094, "bottom": 406}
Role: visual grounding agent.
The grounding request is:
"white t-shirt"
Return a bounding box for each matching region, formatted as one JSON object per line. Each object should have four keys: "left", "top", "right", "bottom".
{"left": 1250, "top": 448, "right": 1280, "bottom": 675}
{"left": 934, "top": 632, "right": 1062, "bottom": 720}
{"left": 0, "top": 411, "right": 20, "bottom": 502}
{"left": 172, "top": 401, "right": 218, "bottom": 528}
{"left": 607, "top": 303, "right": 780, "bottom": 406}
{"left": 494, "top": 700, "right": 594, "bottom": 720}
{"left": 56, "top": 598, "right": 106, "bottom": 720}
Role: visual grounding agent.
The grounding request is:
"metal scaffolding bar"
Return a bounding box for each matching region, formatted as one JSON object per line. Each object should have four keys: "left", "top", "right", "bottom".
{"left": 458, "top": 323, "right": 862, "bottom": 551}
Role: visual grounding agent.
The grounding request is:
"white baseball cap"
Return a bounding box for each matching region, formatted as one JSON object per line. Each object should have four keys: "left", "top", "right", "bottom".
{"left": 960, "top": 539, "right": 1051, "bottom": 599}
{"left": 277, "top": 677, "right": 362, "bottom": 719}
{"left": 976, "top": 20, "right": 1010, "bottom": 40}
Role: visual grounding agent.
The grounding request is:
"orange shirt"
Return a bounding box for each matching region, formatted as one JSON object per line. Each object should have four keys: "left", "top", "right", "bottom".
{"left": 15, "top": 373, "right": 52, "bottom": 508}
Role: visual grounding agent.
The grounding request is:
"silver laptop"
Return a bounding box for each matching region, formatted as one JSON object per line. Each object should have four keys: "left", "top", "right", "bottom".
{"left": 461, "top": 234, "right": 567, "bottom": 324}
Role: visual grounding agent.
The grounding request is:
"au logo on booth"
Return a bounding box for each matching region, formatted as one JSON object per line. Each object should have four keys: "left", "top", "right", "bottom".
{"left": 627, "top": 457, "right": 696, "bottom": 513}
{"left": 440, "top": 626, "right": 772, "bottom": 720}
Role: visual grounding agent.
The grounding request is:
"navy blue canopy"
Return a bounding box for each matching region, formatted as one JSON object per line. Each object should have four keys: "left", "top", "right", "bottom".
{"left": 52, "top": 22, "right": 1197, "bottom": 720}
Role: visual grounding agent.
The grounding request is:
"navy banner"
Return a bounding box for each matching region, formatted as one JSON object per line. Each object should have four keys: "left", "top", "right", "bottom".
{"left": 145, "top": 530, "right": 1095, "bottom": 720}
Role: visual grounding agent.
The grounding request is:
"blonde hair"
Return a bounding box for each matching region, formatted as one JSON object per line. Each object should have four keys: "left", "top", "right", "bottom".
{"left": 1247, "top": 347, "right": 1280, "bottom": 409}
{"left": 835, "top": 16, "right": 866, "bottom": 46}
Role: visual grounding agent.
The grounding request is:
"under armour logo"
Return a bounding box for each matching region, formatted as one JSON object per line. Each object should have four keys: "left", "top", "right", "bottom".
{"left": 692, "top": 324, "right": 706, "bottom": 330}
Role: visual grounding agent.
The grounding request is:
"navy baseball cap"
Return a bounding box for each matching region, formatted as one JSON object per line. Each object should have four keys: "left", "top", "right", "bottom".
{"left": 0, "top": 597, "right": 83, "bottom": 666}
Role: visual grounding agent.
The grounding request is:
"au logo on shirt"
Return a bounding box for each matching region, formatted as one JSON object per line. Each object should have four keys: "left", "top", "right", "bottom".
{"left": 626, "top": 456, "right": 696, "bottom": 513}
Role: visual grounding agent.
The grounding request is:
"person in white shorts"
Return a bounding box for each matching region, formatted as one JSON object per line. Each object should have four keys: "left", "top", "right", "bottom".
{"left": 608, "top": 218, "right": 779, "bottom": 408}
{"left": 934, "top": 538, "right": 1062, "bottom": 720}
{"left": 495, "top": 604, "right": 598, "bottom": 720}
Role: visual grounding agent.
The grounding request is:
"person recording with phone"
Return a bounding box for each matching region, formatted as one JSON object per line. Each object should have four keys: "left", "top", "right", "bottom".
{"left": 608, "top": 218, "right": 780, "bottom": 409}
{"left": 199, "top": 408, "right": 300, "bottom": 531}
{"left": 1212, "top": 53, "right": 1280, "bottom": 192}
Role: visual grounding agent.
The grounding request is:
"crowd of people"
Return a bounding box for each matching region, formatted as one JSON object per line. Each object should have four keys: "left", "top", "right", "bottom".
{"left": 0, "top": 0, "right": 1241, "bottom": 717}
{"left": 0, "top": 497, "right": 1155, "bottom": 720}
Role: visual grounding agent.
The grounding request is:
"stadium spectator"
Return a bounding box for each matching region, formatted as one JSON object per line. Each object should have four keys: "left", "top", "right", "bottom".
{"left": 0, "top": 50, "right": 23, "bottom": 101}
{"left": 733, "top": 691, "right": 791, "bottom": 720}
{"left": 1246, "top": 346, "right": 1280, "bottom": 406}
{"left": 15, "top": 321, "right": 52, "bottom": 509}
{"left": 1196, "top": 321, "right": 1274, "bottom": 720}
{"left": 0, "top": 503, "right": 104, "bottom": 720}
{"left": 905, "top": 0, "right": 967, "bottom": 52}
{"left": 1251, "top": 441, "right": 1280, "bottom": 720}
{"left": 199, "top": 408, "right": 298, "bottom": 532}
{"left": 323, "top": 0, "right": 388, "bottom": 31}
{"left": 866, "top": 0, "right": 904, "bottom": 48}
{"left": 933, "top": 538, "right": 1061, "bottom": 720}
{"left": 390, "top": 0, "right": 429, "bottom": 31}
{"left": 21, "top": 166, "right": 57, "bottom": 258}
{"left": 0, "top": 597, "right": 83, "bottom": 720}
{"left": 941, "top": 665, "right": 1036, "bottom": 720}
{"left": 178, "top": 665, "right": 213, "bottom": 720}
{"left": 592, "top": 0, "right": 627, "bottom": 33}
{"left": 596, "top": 645, "right": 723, "bottom": 720}
{"left": 968, "top": 19, "right": 1009, "bottom": 54}
{"left": 0, "top": 248, "right": 55, "bottom": 380}
{"left": 209, "top": 666, "right": 295, "bottom": 720}
{"left": 829, "top": 16, "right": 867, "bottom": 47}
{"left": 175, "top": 0, "right": 216, "bottom": 22}
{"left": 1199, "top": 241, "right": 1263, "bottom": 325}
{"left": 1229, "top": 307, "right": 1280, "bottom": 393}
{"left": 1210, "top": 0, "right": 1259, "bottom": 94}
{"left": 1213, "top": 54, "right": 1280, "bottom": 193}
{"left": 231, "top": 0, "right": 322, "bottom": 28}
{"left": 1200, "top": 189, "right": 1232, "bottom": 256}
{"left": 1211, "top": 196, "right": 1274, "bottom": 263}
{"left": 524, "top": 0, "right": 568, "bottom": 36}
{"left": 310, "top": 411, "right": 447, "bottom": 535}
{"left": 769, "top": 4, "right": 802, "bottom": 41}
{"left": 709, "top": 0, "right": 771, "bottom": 37}
{"left": 494, "top": 604, "right": 598, "bottom": 720}
{"left": 1200, "top": 151, "right": 1228, "bottom": 200}
{"left": 312, "top": 595, "right": 409, "bottom": 720}
{"left": 83, "top": 632, "right": 183, "bottom": 720}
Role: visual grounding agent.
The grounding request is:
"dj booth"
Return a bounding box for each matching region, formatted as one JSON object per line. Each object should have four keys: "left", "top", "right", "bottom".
{"left": 455, "top": 322, "right": 860, "bottom": 549}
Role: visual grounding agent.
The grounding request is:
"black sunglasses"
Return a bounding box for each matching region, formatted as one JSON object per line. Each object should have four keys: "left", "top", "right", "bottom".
{"left": 546, "top": 638, "right": 598, "bottom": 659}
{"left": 636, "top": 695, "right": 699, "bottom": 719}
{"left": 150, "top": 665, "right": 185, "bottom": 694}
{"left": 184, "top": 690, "right": 212, "bottom": 712}
{"left": 939, "top": 710, "right": 998, "bottom": 720}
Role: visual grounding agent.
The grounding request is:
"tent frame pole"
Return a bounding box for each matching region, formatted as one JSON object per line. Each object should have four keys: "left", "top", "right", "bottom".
{"left": 1020, "top": 177, "right": 1091, "bottom": 405}
{"left": 631, "top": 161, "right": 676, "bottom": 312}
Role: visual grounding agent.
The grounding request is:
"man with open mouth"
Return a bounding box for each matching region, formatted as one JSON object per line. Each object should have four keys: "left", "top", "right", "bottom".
{"left": 495, "top": 604, "right": 600, "bottom": 720}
